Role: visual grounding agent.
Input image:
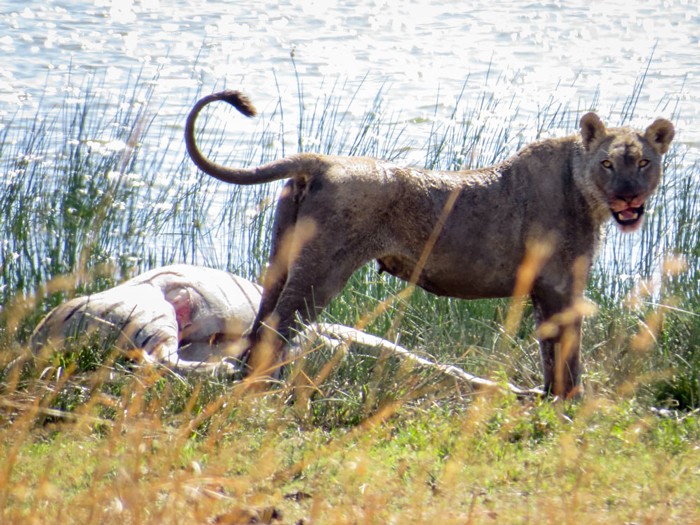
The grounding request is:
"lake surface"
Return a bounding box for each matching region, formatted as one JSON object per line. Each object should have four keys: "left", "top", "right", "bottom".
{"left": 1, "top": 0, "right": 699, "bottom": 147}
{"left": 0, "top": 0, "right": 698, "bottom": 277}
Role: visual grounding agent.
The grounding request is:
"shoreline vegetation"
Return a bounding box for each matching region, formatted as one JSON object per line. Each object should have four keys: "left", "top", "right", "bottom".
{"left": 1, "top": 70, "right": 699, "bottom": 523}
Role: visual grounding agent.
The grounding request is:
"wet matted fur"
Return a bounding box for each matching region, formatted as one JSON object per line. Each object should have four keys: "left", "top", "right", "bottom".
{"left": 185, "top": 90, "right": 674, "bottom": 397}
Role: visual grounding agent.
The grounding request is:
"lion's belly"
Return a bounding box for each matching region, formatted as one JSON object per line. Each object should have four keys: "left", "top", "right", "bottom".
{"left": 422, "top": 258, "right": 520, "bottom": 299}
{"left": 377, "top": 250, "right": 520, "bottom": 300}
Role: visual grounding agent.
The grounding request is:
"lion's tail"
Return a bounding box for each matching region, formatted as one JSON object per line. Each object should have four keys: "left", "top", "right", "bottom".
{"left": 185, "top": 90, "right": 315, "bottom": 186}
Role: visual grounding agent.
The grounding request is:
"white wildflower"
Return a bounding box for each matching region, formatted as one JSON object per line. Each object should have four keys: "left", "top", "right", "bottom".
{"left": 104, "top": 140, "right": 127, "bottom": 153}
{"left": 107, "top": 497, "right": 123, "bottom": 514}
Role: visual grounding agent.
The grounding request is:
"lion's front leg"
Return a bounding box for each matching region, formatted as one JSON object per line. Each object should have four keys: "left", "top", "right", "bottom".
{"left": 531, "top": 289, "right": 583, "bottom": 398}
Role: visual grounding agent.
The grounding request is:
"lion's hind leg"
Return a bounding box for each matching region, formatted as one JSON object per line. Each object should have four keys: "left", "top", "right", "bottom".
{"left": 246, "top": 230, "right": 368, "bottom": 381}
{"left": 246, "top": 180, "right": 299, "bottom": 344}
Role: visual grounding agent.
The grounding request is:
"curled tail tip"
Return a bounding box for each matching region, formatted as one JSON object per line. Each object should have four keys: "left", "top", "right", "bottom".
{"left": 218, "top": 90, "right": 257, "bottom": 118}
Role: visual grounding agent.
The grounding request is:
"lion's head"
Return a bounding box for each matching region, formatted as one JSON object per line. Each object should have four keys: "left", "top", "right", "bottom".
{"left": 579, "top": 112, "right": 675, "bottom": 232}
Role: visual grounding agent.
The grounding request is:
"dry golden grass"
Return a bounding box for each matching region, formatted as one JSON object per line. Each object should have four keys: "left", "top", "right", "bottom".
{"left": 2, "top": 71, "right": 699, "bottom": 524}
{"left": 1, "top": 341, "right": 700, "bottom": 525}
{"left": 2, "top": 227, "right": 698, "bottom": 524}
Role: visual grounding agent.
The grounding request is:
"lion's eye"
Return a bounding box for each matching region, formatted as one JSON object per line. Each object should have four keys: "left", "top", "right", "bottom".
{"left": 638, "top": 159, "right": 650, "bottom": 168}
{"left": 601, "top": 160, "right": 613, "bottom": 169}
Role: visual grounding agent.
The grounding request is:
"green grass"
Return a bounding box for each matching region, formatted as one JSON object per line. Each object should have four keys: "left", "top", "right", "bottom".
{"left": 3, "top": 384, "right": 699, "bottom": 523}
{"left": 1, "top": 66, "right": 699, "bottom": 523}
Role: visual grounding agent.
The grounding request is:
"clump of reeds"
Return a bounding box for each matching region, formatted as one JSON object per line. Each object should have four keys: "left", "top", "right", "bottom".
{"left": 2, "top": 64, "right": 699, "bottom": 409}
{"left": 0, "top": 64, "right": 699, "bottom": 523}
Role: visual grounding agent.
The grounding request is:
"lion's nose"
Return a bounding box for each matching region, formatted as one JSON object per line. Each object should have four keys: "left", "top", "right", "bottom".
{"left": 613, "top": 188, "right": 646, "bottom": 209}
{"left": 613, "top": 178, "right": 644, "bottom": 203}
{"left": 616, "top": 193, "right": 639, "bottom": 204}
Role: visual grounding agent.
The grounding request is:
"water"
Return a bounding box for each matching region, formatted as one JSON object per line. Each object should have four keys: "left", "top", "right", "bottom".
{"left": 1, "top": 0, "right": 698, "bottom": 279}
{"left": 1, "top": 0, "right": 699, "bottom": 147}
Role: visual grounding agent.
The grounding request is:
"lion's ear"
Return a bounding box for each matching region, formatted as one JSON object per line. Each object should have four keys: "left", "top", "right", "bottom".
{"left": 579, "top": 112, "right": 607, "bottom": 151}
{"left": 644, "top": 118, "right": 675, "bottom": 155}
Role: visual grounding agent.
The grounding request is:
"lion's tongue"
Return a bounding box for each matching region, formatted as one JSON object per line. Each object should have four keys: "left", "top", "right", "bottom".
{"left": 617, "top": 208, "right": 639, "bottom": 221}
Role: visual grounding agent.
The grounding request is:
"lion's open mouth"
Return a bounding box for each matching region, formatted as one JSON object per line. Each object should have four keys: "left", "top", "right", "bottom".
{"left": 611, "top": 203, "right": 645, "bottom": 231}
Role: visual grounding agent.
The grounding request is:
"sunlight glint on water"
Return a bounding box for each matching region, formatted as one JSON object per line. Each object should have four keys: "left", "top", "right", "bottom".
{"left": 0, "top": 0, "right": 698, "bottom": 279}
{"left": 1, "top": 0, "right": 698, "bottom": 142}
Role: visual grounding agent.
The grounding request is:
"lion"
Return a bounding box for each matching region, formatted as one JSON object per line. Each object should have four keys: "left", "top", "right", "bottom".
{"left": 185, "top": 90, "right": 674, "bottom": 397}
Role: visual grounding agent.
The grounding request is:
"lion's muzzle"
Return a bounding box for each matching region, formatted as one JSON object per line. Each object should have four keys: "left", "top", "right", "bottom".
{"left": 609, "top": 194, "right": 648, "bottom": 232}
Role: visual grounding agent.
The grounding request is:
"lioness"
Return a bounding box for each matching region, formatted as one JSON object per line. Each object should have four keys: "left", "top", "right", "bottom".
{"left": 185, "top": 90, "right": 674, "bottom": 397}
